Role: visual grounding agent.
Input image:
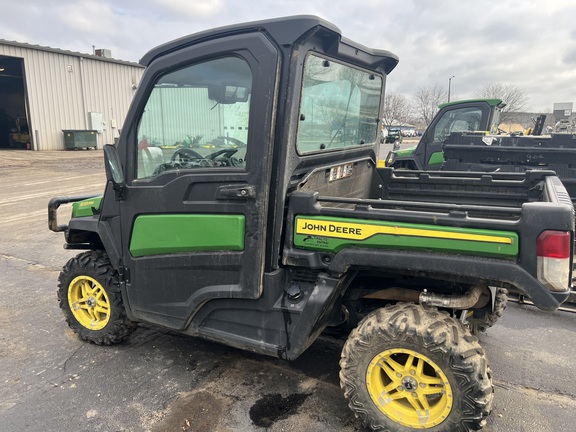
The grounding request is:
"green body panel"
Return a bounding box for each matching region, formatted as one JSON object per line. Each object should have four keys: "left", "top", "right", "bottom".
{"left": 427, "top": 151, "right": 445, "bottom": 166}
{"left": 395, "top": 146, "right": 416, "bottom": 157}
{"left": 130, "top": 214, "right": 245, "bottom": 257}
{"left": 72, "top": 196, "right": 103, "bottom": 217}
{"left": 294, "top": 216, "right": 518, "bottom": 258}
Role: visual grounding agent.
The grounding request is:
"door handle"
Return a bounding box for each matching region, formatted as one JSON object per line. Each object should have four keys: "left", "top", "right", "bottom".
{"left": 215, "top": 185, "right": 257, "bottom": 200}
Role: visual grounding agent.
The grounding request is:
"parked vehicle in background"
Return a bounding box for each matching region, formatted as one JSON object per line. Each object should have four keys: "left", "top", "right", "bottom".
{"left": 385, "top": 99, "right": 504, "bottom": 169}
{"left": 402, "top": 129, "right": 417, "bottom": 137}
{"left": 384, "top": 128, "right": 402, "bottom": 143}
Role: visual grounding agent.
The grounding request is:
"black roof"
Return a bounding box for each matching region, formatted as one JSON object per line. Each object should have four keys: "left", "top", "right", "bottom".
{"left": 139, "top": 15, "right": 399, "bottom": 74}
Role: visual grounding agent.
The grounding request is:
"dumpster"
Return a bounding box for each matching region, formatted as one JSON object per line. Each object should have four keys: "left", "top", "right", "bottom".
{"left": 63, "top": 130, "right": 97, "bottom": 150}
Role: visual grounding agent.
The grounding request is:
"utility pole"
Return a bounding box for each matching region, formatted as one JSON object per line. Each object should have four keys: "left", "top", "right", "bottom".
{"left": 448, "top": 75, "right": 455, "bottom": 102}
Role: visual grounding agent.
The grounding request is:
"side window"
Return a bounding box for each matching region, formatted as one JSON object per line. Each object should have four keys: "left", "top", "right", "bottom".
{"left": 136, "top": 57, "right": 252, "bottom": 179}
{"left": 296, "top": 54, "right": 382, "bottom": 154}
{"left": 432, "top": 107, "right": 482, "bottom": 142}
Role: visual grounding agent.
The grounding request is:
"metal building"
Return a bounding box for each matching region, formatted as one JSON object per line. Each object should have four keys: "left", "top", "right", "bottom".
{"left": 0, "top": 40, "right": 144, "bottom": 151}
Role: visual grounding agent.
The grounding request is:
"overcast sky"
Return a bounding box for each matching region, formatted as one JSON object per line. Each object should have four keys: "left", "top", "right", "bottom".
{"left": 1, "top": 0, "right": 575, "bottom": 112}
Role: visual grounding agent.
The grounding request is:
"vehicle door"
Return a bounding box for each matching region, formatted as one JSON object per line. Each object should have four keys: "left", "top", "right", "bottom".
{"left": 414, "top": 103, "right": 489, "bottom": 170}
{"left": 117, "top": 34, "right": 278, "bottom": 329}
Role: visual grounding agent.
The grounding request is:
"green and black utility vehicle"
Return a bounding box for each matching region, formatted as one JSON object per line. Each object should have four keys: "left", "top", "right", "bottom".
{"left": 384, "top": 128, "right": 403, "bottom": 144}
{"left": 385, "top": 98, "right": 504, "bottom": 170}
{"left": 49, "top": 16, "right": 574, "bottom": 432}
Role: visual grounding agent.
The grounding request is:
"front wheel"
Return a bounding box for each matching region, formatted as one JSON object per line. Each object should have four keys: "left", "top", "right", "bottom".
{"left": 57, "top": 251, "right": 135, "bottom": 345}
{"left": 340, "top": 303, "right": 493, "bottom": 431}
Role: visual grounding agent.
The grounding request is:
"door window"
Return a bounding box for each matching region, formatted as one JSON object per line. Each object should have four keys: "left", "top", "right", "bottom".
{"left": 136, "top": 57, "right": 252, "bottom": 179}
{"left": 432, "top": 107, "right": 482, "bottom": 142}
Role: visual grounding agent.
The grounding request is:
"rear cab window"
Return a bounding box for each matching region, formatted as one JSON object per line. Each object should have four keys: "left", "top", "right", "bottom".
{"left": 296, "top": 54, "right": 383, "bottom": 154}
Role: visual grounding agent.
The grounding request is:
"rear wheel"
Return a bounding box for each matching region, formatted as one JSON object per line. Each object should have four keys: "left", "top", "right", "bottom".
{"left": 340, "top": 303, "right": 493, "bottom": 431}
{"left": 57, "top": 251, "right": 135, "bottom": 345}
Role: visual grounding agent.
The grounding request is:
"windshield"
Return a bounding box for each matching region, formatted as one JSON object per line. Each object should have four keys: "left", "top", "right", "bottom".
{"left": 490, "top": 107, "right": 502, "bottom": 134}
{"left": 296, "top": 54, "right": 382, "bottom": 154}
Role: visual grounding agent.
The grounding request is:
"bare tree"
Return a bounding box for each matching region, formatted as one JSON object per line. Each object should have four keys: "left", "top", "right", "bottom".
{"left": 382, "top": 91, "right": 411, "bottom": 130}
{"left": 475, "top": 83, "right": 529, "bottom": 123}
{"left": 413, "top": 84, "right": 447, "bottom": 127}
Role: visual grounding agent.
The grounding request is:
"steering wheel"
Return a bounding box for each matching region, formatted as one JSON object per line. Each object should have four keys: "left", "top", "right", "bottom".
{"left": 205, "top": 148, "right": 237, "bottom": 159}
{"left": 171, "top": 148, "right": 203, "bottom": 162}
{"left": 205, "top": 148, "right": 246, "bottom": 168}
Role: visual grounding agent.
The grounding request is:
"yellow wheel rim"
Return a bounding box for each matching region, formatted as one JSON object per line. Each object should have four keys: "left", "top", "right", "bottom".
{"left": 68, "top": 275, "right": 111, "bottom": 331}
{"left": 366, "top": 348, "right": 453, "bottom": 429}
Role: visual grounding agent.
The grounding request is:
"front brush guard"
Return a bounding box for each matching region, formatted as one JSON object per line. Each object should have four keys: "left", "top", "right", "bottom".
{"left": 48, "top": 195, "right": 99, "bottom": 232}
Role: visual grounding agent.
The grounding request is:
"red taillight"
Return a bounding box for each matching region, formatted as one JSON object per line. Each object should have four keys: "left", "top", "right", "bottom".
{"left": 537, "top": 230, "right": 571, "bottom": 292}
{"left": 537, "top": 231, "right": 571, "bottom": 259}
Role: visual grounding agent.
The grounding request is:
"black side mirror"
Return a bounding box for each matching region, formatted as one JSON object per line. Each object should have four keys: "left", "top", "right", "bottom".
{"left": 103, "top": 144, "right": 125, "bottom": 200}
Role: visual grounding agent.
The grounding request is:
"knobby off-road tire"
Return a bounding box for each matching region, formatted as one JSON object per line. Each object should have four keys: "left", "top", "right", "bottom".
{"left": 340, "top": 303, "right": 493, "bottom": 432}
{"left": 468, "top": 288, "right": 508, "bottom": 335}
{"left": 57, "top": 250, "right": 135, "bottom": 345}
